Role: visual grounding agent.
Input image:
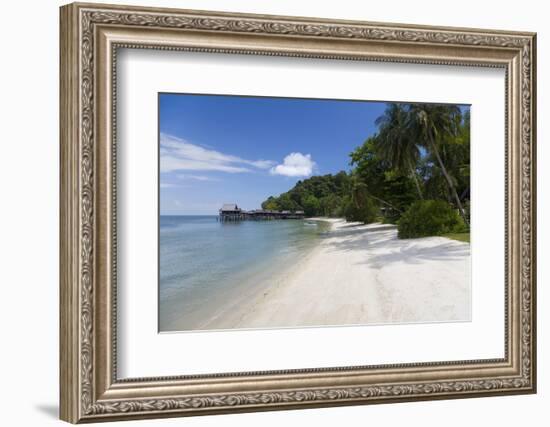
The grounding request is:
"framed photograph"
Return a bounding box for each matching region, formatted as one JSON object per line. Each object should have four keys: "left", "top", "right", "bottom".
{"left": 60, "top": 2, "right": 537, "bottom": 423}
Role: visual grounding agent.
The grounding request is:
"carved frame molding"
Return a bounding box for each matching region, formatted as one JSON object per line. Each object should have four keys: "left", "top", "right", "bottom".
{"left": 60, "top": 2, "right": 536, "bottom": 423}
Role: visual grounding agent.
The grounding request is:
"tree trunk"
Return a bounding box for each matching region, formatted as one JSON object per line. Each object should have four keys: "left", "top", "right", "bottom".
{"left": 408, "top": 162, "right": 423, "bottom": 200}
{"left": 368, "top": 194, "right": 403, "bottom": 213}
{"left": 428, "top": 135, "right": 469, "bottom": 226}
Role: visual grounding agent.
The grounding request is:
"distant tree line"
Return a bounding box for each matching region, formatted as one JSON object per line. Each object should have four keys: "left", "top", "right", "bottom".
{"left": 262, "top": 172, "right": 350, "bottom": 217}
{"left": 261, "top": 103, "right": 470, "bottom": 237}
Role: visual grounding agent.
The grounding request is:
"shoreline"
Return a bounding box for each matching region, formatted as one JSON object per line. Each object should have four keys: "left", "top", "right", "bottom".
{"left": 161, "top": 218, "right": 331, "bottom": 332}
{"left": 164, "top": 218, "right": 471, "bottom": 332}
{"left": 194, "top": 231, "right": 327, "bottom": 331}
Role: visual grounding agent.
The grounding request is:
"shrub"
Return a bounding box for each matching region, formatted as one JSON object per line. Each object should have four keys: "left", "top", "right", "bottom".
{"left": 397, "top": 200, "right": 466, "bottom": 239}
{"left": 342, "top": 195, "right": 379, "bottom": 224}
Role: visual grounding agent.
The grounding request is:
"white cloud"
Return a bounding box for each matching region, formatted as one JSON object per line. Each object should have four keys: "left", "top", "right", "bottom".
{"left": 160, "top": 182, "right": 177, "bottom": 188}
{"left": 160, "top": 133, "right": 274, "bottom": 173}
{"left": 249, "top": 159, "right": 275, "bottom": 169}
{"left": 176, "top": 174, "right": 218, "bottom": 182}
{"left": 270, "top": 152, "right": 316, "bottom": 177}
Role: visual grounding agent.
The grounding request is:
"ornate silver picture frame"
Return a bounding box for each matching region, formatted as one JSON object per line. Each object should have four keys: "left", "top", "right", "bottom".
{"left": 60, "top": 2, "right": 536, "bottom": 423}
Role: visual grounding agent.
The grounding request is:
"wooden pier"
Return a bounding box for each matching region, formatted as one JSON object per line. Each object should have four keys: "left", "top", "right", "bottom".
{"left": 219, "top": 204, "right": 305, "bottom": 222}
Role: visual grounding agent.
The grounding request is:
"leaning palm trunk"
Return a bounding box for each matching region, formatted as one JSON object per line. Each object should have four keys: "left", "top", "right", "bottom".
{"left": 428, "top": 135, "right": 469, "bottom": 226}
{"left": 352, "top": 183, "right": 402, "bottom": 214}
{"left": 368, "top": 194, "right": 403, "bottom": 214}
{"left": 408, "top": 161, "right": 423, "bottom": 200}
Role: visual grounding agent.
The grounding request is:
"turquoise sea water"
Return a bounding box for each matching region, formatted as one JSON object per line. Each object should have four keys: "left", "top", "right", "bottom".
{"left": 159, "top": 215, "right": 329, "bottom": 331}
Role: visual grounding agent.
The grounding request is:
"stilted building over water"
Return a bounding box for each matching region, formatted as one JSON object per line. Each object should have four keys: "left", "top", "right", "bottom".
{"left": 219, "top": 203, "right": 305, "bottom": 222}
{"left": 219, "top": 203, "right": 245, "bottom": 221}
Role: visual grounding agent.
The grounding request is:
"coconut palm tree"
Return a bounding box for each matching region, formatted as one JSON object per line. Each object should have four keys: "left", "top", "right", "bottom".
{"left": 406, "top": 104, "right": 469, "bottom": 226}
{"left": 350, "top": 179, "right": 369, "bottom": 209}
{"left": 374, "top": 103, "right": 423, "bottom": 199}
{"left": 350, "top": 175, "right": 402, "bottom": 216}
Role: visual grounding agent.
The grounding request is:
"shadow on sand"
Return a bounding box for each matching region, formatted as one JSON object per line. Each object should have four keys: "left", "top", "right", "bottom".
{"left": 325, "top": 223, "right": 397, "bottom": 237}
{"left": 325, "top": 229, "right": 470, "bottom": 267}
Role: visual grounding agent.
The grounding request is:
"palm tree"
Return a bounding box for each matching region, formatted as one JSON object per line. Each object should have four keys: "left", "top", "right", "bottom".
{"left": 374, "top": 103, "right": 423, "bottom": 199}
{"left": 406, "top": 104, "right": 469, "bottom": 226}
{"left": 351, "top": 180, "right": 369, "bottom": 209}
{"left": 350, "top": 175, "right": 402, "bottom": 215}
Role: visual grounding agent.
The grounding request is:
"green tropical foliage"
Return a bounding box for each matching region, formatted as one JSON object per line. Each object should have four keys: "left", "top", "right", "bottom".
{"left": 397, "top": 200, "right": 466, "bottom": 239}
{"left": 261, "top": 102, "right": 471, "bottom": 237}
{"left": 405, "top": 103, "right": 468, "bottom": 224}
{"left": 374, "top": 103, "right": 423, "bottom": 199}
{"left": 261, "top": 172, "right": 350, "bottom": 217}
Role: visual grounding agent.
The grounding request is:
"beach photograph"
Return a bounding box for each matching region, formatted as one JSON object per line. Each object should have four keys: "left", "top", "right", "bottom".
{"left": 159, "top": 93, "right": 471, "bottom": 333}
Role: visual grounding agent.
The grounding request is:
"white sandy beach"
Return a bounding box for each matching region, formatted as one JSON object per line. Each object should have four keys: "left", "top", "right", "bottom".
{"left": 198, "top": 219, "right": 471, "bottom": 330}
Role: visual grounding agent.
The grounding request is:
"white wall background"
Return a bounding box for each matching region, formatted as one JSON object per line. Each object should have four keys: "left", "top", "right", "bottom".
{"left": 0, "top": 0, "right": 545, "bottom": 426}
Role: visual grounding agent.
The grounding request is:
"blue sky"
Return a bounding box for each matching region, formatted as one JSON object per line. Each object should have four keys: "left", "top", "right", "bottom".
{"left": 160, "top": 94, "right": 463, "bottom": 215}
